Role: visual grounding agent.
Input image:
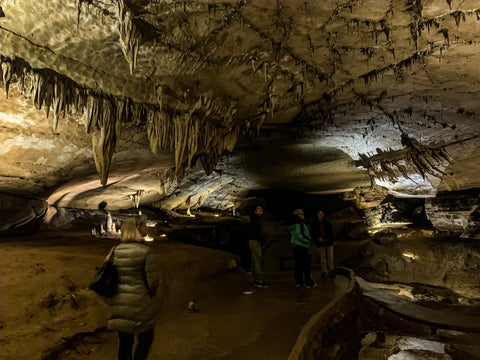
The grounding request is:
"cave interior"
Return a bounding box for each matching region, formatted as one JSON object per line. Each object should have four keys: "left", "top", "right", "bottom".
{"left": 1, "top": 1, "right": 480, "bottom": 359}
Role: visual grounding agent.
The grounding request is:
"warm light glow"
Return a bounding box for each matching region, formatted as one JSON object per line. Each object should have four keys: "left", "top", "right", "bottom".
{"left": 144, "top": 236, "right": 154, "bottom": 242}
{"left": 160, "top": 234, "right": 167, "bottom": 237}
{"left": 402, "top": 252, "right": 418, "bottom": 260}
{"left": 214, "top": 214, "right": 220, "bottom": 217}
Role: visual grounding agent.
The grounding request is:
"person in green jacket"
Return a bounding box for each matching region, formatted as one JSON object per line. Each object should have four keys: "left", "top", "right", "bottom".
{"left": 288, "top": 209, "right": 316, "bottom": 288}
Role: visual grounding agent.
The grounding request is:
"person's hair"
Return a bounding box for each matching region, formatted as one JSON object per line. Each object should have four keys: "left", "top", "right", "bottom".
{"left": 311, "top": 210, "right": 326, "bottom": 225}
{"left": 136, "top": 214, "right": 148, "bottom": 227}
{"left": 253, "top": 204, "right": 263, "bottom": 211}
{"left": 121, "top": 216, "right": 144, "bottom": 241}
{"left": 289, "top": 213, "right": 304, "bottom": 226}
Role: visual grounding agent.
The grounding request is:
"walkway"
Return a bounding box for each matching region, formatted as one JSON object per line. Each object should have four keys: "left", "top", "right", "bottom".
{"left": 0, "top": 233, "right": 351, "bottom": 360}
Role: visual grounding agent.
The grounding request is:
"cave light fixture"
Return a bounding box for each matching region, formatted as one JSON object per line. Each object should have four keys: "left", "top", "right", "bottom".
{"left": 144, "top": 235, "right": 154, "bottom": 242}
{"left": 402, "top": 252, "right": 418, "bottom": 261}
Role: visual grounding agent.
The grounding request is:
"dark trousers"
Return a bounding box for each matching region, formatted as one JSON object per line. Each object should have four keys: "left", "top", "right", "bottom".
{"left": 118, "top": 330, "right": 154, "bottom": 360}
{"left": 292, "top": 246, "right": 313, "bottom": 286}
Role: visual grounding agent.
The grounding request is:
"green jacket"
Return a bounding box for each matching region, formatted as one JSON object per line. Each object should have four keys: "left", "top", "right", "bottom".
{"left": 288, "top": 223, "right": 311, "bottom": 248}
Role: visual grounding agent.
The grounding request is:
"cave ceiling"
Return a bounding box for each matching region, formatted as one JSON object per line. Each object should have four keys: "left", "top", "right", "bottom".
{"left": 1, "top": 0, "right": 480, "bottom": 211}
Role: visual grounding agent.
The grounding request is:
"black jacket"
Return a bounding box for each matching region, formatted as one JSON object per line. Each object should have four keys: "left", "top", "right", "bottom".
{"left": 249, "top": 213, "right": 265, "bottom": 245}
{"left": 310, "top": 217, "right": 334, "bottom": 247}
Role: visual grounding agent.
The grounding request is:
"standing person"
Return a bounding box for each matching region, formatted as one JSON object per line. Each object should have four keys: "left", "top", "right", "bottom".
{"left": 108, "top": 215, "right": 160, "bottom": 360}
{"left": 248, "top": 204, "right": 270, "bottom": 288}
{"left": 288, "top": 209, "right": 316, "bottom": 288}
{"left": 310, "top": 210, "right": 335, "bottom": 279}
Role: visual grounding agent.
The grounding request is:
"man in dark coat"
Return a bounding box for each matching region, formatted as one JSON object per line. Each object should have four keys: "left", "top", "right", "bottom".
{"left": 310, "top": 210, "right": 336, "bottom": 278}
{"left": 248, "top": 205, "right": 269, "bottom": 288}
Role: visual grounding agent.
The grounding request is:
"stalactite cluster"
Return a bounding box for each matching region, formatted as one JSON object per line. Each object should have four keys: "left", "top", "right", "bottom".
{"left": 1, "top": 55, "right": 249, "bottom": 185}
{"left": 358, "top": 149, "right": 411, "bottom": 183}
{"left": 0, "top": 57, "right": 85, "bottom": 131}
{"left": 116, "top": 0, "right": 142, "bottom": 75}
{"left": 1, "top": 56, "right": 137, "bottom": 185}
{"left": 357, "top": 134, "right": 452, "bottom": 185}
{"left": 147, "top": 96, "right": 240, "bottom": 176}
{"left": 400, "top": 133, "right": 452, "bottom": 180}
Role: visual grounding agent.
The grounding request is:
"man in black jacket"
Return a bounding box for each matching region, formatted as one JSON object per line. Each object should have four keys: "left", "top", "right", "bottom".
{"left": 310, "top": 210, "right": 336, "bottom": 278}
{"left": 249, "top": 205, "right": 270, "bottom": 288}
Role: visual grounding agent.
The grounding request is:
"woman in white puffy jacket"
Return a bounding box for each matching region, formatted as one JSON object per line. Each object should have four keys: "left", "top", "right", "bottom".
{"left": 108, "top": 215, "right": 160, "bottom": 360}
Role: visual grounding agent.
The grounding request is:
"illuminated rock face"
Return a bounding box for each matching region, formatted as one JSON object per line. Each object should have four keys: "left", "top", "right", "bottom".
{"left": 0, "top": 1, "right": 480, "bottom": 214}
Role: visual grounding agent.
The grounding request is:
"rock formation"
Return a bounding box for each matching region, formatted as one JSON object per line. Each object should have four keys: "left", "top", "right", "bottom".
{"left": 0, "top": 0, "right": 479, "bottom": 234}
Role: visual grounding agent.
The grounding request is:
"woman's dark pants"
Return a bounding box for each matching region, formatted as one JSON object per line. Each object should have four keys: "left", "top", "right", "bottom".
{"left": 292, "top": 246, "right": 313, "bottom": 286}
{"left": 118, "top": 330, "right": 154, "bottom": 360}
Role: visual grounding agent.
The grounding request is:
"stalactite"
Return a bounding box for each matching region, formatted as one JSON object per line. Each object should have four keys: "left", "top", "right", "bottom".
{"left": 296, "top": 83, "right": 303, "bottom": 108}
{"left": 401, "top": 134, "right": 451, "bottom": 179}
{"left": 86, "top": 93, "right": 99, "bottom": 133}
{"left": 357, "top": 135, "right": 452, "bottom": 183}
{"left": 439, "top": 28, "right": 450, "bottom": 45}
{"left": 91, "top": 98, "right": 120, "bottom": 186}
{"left": 77, "top": 0, "right": 95, "bottom": 30}
{"left": 380, "top": 19, "right": 390, "bottom": 42}
{"left": 155, "top": 84, "right": 163, "bottom": 111}
{"left": 174, "top": 114, "right": 190, "bottom": 172}
{"left": 1, "top": 60, "right": 12, "bottom": 98}
{"left": 116, "top": 0, "right": 142, "bottom": 75}
{"left": 129, "top": 190, "right": 144, "bottom": 208}
{"left": 187, "top": 117, "right": 199, "bottom": 168}
{"left": 452, "top": 10, "right": 466, "bottom": 27}
{"left": 264, "top": 62, "right": 268, "bottom": 83}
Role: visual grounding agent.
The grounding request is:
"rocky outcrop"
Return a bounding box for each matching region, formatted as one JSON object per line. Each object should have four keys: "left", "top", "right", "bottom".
{"left": 0, "top": 193, "right": 47, "bottom": 236}
{"left": 425, "top": 189, "right": 480, "bottom": 236}
{"left": 344, "top": 228, "right": 480, "bottom": 300}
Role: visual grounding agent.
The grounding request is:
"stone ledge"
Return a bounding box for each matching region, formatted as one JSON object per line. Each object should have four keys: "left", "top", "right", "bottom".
{"left": 287, "top": 267, "right": 358, "bottom": 360}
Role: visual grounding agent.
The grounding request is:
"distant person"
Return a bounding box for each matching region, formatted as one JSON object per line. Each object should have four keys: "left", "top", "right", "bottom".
{"left": 288, "top": 209, "right": 316, "bottom": 288}
{"left": 108, "top": 215, "right": 160, "bottom": 360}
{"left": 310, "top": 210, "right": 335, "bottom": 279}
{"left": 248, "top": 204, "right": 270, "bottom": 288}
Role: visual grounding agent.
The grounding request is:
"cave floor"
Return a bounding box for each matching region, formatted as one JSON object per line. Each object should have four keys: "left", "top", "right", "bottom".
{"left": 0, "top": 230, "right": 350, "bottom": 360}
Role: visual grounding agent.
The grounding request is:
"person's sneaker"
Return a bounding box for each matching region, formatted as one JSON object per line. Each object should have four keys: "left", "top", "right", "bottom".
{"left": 253, "top": 281, "right": 270, "bottom": 288}
{"left": 242, "top": 289, "right": 254, "bottom": 295}
{"left": 321, "top": 272, "right": 329, "bottom": 278}
{"left": 304, "top": 282, "right": 317, "bottom": 289}
{"left": 295, "top": 283, "right": 304, "bottom": 288}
